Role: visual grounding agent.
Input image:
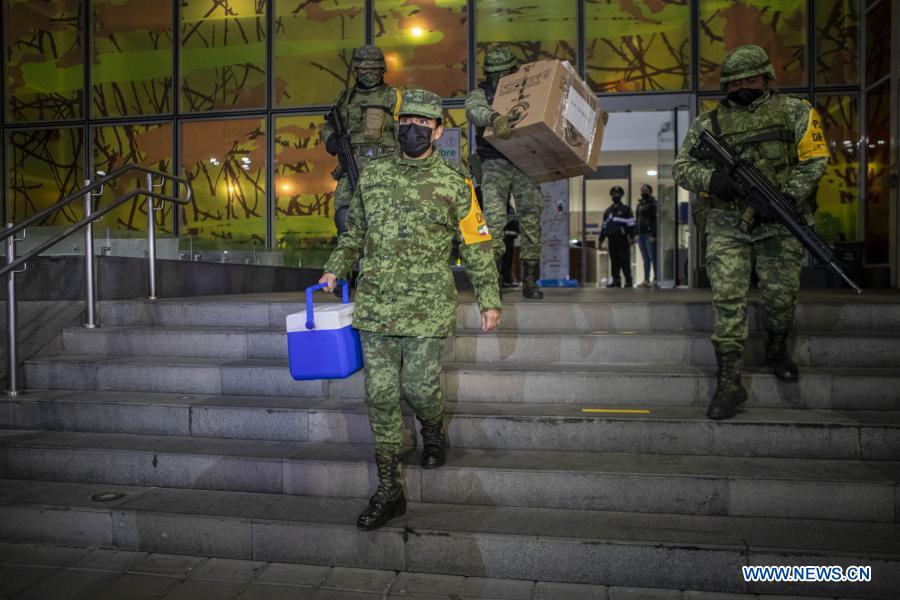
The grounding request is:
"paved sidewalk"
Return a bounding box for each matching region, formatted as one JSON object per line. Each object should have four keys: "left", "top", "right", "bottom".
{"left": 0, "top": 542, "right": 869, "bottom": 600}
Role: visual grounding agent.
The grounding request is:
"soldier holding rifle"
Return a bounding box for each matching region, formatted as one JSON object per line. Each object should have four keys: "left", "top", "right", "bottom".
{"left": 673, "top": 45, "right": 832, "bottom": 420}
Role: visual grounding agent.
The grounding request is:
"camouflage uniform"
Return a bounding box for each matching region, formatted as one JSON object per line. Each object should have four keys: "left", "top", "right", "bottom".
{"left": 325, "top": 90, "right": 501, "bottom": 459}
{"left": 321, "top": 45, "right": 402, "bottom": 233}
{"left": 673, "top": 45, "right": 829, "bottom": 418}
{"left": 465, "top": 45, "right": 544, "bottom": 299}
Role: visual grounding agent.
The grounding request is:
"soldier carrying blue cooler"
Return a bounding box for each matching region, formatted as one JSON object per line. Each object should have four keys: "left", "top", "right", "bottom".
{"left": 320, "top": 88, "right": 502, "bottom": 531}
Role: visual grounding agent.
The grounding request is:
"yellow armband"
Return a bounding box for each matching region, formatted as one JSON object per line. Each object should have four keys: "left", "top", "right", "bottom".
{"left": 459, "top": 179, "right": 492, "bottom": 245}
{"left": 797, "top": 108, "right": 830, "bottom": 161}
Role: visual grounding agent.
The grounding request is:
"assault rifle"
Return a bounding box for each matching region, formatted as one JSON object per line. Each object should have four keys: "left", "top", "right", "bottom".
{"left": 325, "top": 106, "right": 359, "bottom": 190}
{"left": 691, "top": 128, "right": 862, "bottom": 294}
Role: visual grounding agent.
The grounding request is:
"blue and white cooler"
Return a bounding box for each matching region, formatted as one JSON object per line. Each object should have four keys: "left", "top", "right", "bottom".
{"left": 286, "top": 279, "right": 363, "bottom": 381}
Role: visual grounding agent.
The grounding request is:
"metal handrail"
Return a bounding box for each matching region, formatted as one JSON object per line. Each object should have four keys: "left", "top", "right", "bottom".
{"left": 3, "top": 166, "right": 194, "bottom": 396}
{"left": 0, "top": 187, "right": 189, "bottom": 278}
{"left": 0, "top": 164, "right": 192, "bottom": 246}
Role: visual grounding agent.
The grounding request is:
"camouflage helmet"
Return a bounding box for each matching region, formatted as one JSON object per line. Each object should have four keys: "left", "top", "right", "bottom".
{"left": 719, "top": 44, "right": 775, "bottom": 90}
{"left": 351, "top": 45, "right": 387, "bottom": 70}
{"left": 483, "top": 44, "right": 518, "bottom": 73}
{"left": 399, "top": 88, "right": 443, "bottom": 121}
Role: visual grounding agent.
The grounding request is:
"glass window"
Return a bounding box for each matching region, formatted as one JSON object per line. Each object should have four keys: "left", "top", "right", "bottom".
{"left": 814, "top": 95, "right": 859, "bottom": 243}
{"left": 4, "top": 0, "right": 84, "bottom": 122}
{"left": 274, "top": 0, "right": 365, "bottom": 108}
{"left": 5, "top": 127, "right": 85, "bottom": 224}
{"left": 584, "top": 0, "right": 691, "bottom": 92}
{"left": 865, "top": 0, "right": 891, "bottom": 86}
{"left": 374, "top": 0, "right": 468, "bottom": 98}
{"left": 274, "top": 115, "right": 338, "bottom": 268}
{"left": 93, "top": 123, "right": 175, "bottom": 234}
{"left": 474, "top": 0, "right": 577, "bottom": 82}
{"left": 181, "top": 0, "right": 267, "bottom": 112}
{"left": 91, "top": 0, "right": 174, "bottom": 117}
{"left": 814, "top": 0, "right": 859, "bottom": 86}
{"left": 180, "top": 117, "right": 266, "bottom": 250}
{"left": 698, "top": 0, "right": 807, "bottom": 91}
{"left": 864, "top": 82, "right": 890, "bottom": 263}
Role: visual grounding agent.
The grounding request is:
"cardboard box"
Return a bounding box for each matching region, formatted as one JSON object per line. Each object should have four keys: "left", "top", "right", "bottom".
{"left": 483, "top": 60, "right": 604, "bottom": 183}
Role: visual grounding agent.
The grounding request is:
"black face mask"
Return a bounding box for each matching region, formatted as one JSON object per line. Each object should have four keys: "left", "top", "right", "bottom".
{"left": 355, "top": 71, "right": 384, "bottom": 89}
{"left": 727, "top": 88, "right": 764, "bottom": 106}
{"left": 641, "top": 192, "right": 652, "bottom": 201}
{"left": 612, "top": 195, "right": 623, "bottom": 204}
{"left": 398, "top": 123, "right": 434, "bottom": 157}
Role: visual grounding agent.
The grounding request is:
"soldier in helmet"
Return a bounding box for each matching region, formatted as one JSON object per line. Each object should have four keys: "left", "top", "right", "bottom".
{"left": 320, "top": 89, "right": 501, "bottom": 531}
{"left": 673, "top": 45, "right": 829, "bottom": 420}
{"left": 465, "top": 44, "right": 545, "bottom": 300}
{"left": 321, "top": 45, "right": 402, "bottom": 234}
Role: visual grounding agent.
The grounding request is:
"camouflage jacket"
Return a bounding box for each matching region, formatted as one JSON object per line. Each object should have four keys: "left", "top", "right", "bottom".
{"left": 465, "top": 86, "right": 507, "bottom": 162}
{"left": 324, "top": 151, "right": 501, "bottom": 337}
{"left": 320, "top": 84, "right": 402, "bottom": 169}
{"left": 672, "top": 91, "right": 829, "bottom": 239}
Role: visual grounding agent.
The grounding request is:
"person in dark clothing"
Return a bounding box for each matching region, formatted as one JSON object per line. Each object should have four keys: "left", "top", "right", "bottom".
{"left": 635, "top": 184, "right": 659, "bottom": 287}
{"left": 598, "top": 186, "right": 636, "bottom": 288}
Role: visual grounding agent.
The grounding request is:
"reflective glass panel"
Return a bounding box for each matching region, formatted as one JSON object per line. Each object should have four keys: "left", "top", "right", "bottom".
{"left": 93, "top": 123, "right": 175, "bottom": 234}
{"left": 5, "top": 127, "right": 84, "bottom": 224}
{"left": 864, "top": 83, "right": 890, "bottom": 263}
{"left": 181, "top": 0, "right": 267, "bottom": 112}
{"left": 814, "top": 95, "right": 859, "bottom": 243}
{"left": 865, "top": 0, "right": 891, "bottom": 86}
{"left": 814, "top": 0, "right": 859, "bottom": 86}
{"left": 180, "top": 117, "right": 266, "bottom": 249}
{"left": 4, "top": 0, "right": 84, "bottom": 121}
{"left": 274, "top": 0, "right": 365, "bottom": 107}
{"left": 698, "top": 0, "right": 807, "bottom": 90}
{"left": 91, "top": 0, "right": 173, "bottom": 117}
{"left": 584, "top": 0, "right": 691, "bottom": 92}
{"left": 374, "top": 0, "right": 468, "bottom": 98}
{"left": 474, "top": 0, "right": 577, "bottom": 81}
{"left": 274, "top": 115, "right": 338, "bottom": 268}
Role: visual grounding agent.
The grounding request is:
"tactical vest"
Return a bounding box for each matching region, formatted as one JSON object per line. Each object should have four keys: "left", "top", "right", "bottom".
{"left": 474, "top": 80, "right": 505, "bottom": 161}
{"left": 338, "top": 85, "right": 402, "bottom": 166}
{"left": 708, "top": 92, "right": 798, "bottom": 208}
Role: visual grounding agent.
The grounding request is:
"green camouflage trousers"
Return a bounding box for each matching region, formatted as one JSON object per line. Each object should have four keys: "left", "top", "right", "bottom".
{"left": 481, "top": 159, "right": 543, "bottom": 262}
{"left": 359, "top": 331, "right": 445, "bottom": 456}
{"left": 334, "top": 174, "right": 354, "bottom": 210}
{"left": 706, "top": 231, "right": 804, "bottom": 354}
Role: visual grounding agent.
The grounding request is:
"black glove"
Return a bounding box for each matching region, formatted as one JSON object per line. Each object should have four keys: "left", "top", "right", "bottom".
{"left": 324, "top": 133, "right": 340, "bottom": 156}
{"left": 753, "top": 204, "right": 778, "bottom": 223}
{"left": 708, "top": 170, "right": 742, "bottom": 202}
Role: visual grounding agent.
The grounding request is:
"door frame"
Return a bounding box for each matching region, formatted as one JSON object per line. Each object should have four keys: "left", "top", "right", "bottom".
{"left": 594, "top": 94, "right": 698, "bottom": 286}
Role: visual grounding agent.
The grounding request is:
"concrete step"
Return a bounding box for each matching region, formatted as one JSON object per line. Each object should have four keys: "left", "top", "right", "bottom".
{"left": 4, "top": 391, "right": 898, "bottom": 460}
{"left": 23, "top": 354, "right": 900, "bottom": 410}
{"left": 95, "top": 293, "right": 900, "bottom": 333}
{"left": 59, "top": 325, "right": 900, "bottom": 368}
{"left": 2, "top": 540, "right": 793, "bottom": 600}
{"left": 1, "top": 480, "right": 898, "bottom": 598}
{"left": 1, "top": 429, "right": 896, "bottom": 523}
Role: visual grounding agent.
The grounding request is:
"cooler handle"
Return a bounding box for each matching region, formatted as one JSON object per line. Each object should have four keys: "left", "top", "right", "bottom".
{"left": 305, "top": 279, "right": 350, "bottom": 330}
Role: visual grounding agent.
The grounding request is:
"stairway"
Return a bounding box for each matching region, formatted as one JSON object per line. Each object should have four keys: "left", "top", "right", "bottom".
{"left": 1, "top": 290, "right": 898, "bottom": 598}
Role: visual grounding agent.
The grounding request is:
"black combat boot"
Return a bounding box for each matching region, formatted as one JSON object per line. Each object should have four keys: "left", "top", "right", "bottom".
{"left": 522, "top": 261, "right": 543, "bottom": 300}
{"left": 356, "top": 452, "right": 406, "bottom": 531}
{"left": 419, "top": 418, "right": 446, "bottom": 469}
{"left": 765, "top": 329, "right": 799, "bottom": 381}
{"left": 606, "top": 280, "right": 621, "bottom": 288}
{"left": 707, "top": 349, "right": 747, "bottom": 420}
